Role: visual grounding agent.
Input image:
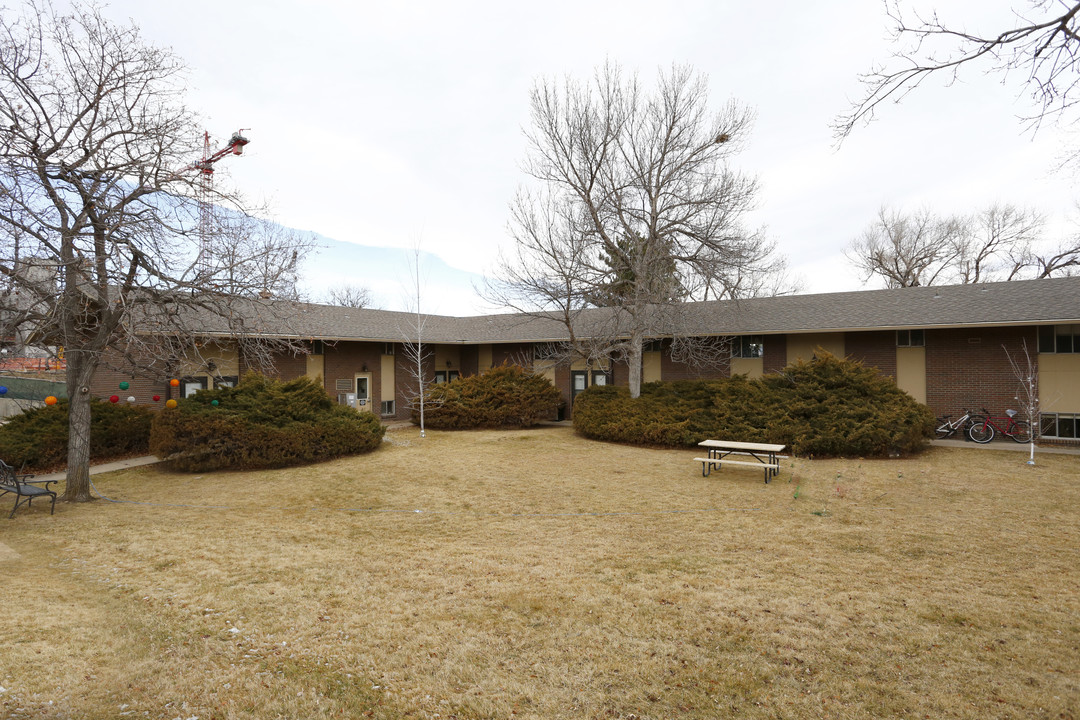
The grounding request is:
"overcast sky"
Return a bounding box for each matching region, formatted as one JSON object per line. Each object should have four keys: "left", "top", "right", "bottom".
{"left": 94, "top": 1, "right": 1077, "bottom": 314}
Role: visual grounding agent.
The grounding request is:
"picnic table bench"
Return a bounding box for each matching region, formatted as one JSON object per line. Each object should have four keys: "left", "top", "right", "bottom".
{"left": 0, "top": 459, "right": 57, "bottom": 518}
{"left": 694, "top": 439, "right": 787, "bottom": 483}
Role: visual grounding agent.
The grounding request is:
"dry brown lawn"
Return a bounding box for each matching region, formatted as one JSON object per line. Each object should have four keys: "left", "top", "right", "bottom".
{"left": 1, "top": 426, "right": 1077, "bottom": 719}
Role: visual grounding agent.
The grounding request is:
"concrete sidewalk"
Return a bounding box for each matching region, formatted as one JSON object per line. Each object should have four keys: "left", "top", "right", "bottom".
{"left": 32, "top": 455, "right": 160, "bottom": 484}
{"left": 930, "top": 438, "right": 1079, "bottom": 455}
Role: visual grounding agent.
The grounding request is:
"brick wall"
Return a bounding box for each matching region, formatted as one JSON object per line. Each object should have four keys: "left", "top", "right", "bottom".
{"left": 763, "top": 335, "right": 787, "bottom": 374}
{"left": 925, "top": 326, "right": 1036, "bottom": 416}
{"left": 89, "top": 347, "right": 174, "bottom": 405}
{"left": 660, "top": 338, "right": 730, "bottom": 381}
{"left": 845, "top": 331, "right": 897, "bottom": 378}
{"left": 257, "top": 352, "right": 306, "bottom": 381}
{"left": 90, "top": 361, "right": 170, "bottom": 406}
{"left": 492, "top": 343, "right": 534, "bottom": 368}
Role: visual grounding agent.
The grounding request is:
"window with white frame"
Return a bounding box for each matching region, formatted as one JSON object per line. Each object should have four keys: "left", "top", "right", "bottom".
{"left": 180, "top": 376, "right": 208, "bottom": 398}
{"left": 733, "top": 335, "right": 763, "bottom": 358}
{"left": 896, "top": 329, "right": 925, "bottom": 347}
{"left": 381, "top": 400, "right": 396, "bottom": 416}
{"left": 1038, "top": 325, "right": 1080, "bottom": 353}
{"left": 1041, "top": 413, "right": 1079, "bottom": 439}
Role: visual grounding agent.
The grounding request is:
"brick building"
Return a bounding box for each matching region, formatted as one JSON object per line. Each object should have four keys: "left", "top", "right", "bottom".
{"left": 92, "top": 276, "right": 1080, "bottom": 443}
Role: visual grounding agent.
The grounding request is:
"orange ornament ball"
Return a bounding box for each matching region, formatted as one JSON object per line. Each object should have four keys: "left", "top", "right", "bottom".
{"left": 44, "top": 395, "right": 58, "bottom": 406}
{"left": 169, "top": 378, "right": 180, "bottom": 388}
{"left": 165, "top": 399, "right": 178, "bottom": 409}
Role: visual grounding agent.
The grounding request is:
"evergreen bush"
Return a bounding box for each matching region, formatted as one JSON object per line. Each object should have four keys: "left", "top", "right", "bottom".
{"left": 419, "top": 364, "right": 561, "bottom": 429}
{"left": 150, "top": 373, "right": 384, "bottom": 471}
{"left": 573, "top": 352, "right": 934, "bottom": 457}
{"left": 0, "top": 398, "right": 154, "bottom": 470}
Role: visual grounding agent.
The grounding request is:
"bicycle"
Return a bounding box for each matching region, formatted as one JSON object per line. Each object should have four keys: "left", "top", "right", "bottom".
{"left": 934, "top": 409, "right": 981, "bottom": 440}
{"left": 967, "top": 407, "right": 1033, "bottom": 444}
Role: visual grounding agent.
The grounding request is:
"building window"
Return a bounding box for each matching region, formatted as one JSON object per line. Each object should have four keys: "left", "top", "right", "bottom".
{"left": 383, "top": 343, "right": 395, "bottom": 355}
{"left": 434, "top": 370, "right": 460, "bottom": 384}
{"left": 381, "top": 400, "right": 395, "bottom": 416}
{"left": 734, "top": 335, "right": 763, "bottom": 358}
{"left": 1039, "top": 325, "right": 1080, "bottom": 353}
{"left": 644, "top": 339, "right": 664, "bottom": 352}
{"left": 215, "top": 376, "right": 238, "bottom": 389}
{"left": 180, "top": 376, "right": 208, "bottom": 398}
{"left": 1041, "top": 413, "right": 1079, "bottom": 439}
{"left": 896, "top": 329, "right": 925, "bottom": 347}
{"left": 311, "top": 340, "right": 325, "bottom": 355}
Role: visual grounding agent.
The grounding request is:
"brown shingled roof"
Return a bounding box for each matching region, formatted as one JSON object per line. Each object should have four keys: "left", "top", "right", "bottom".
{"left": 198, "top": 276, "right": 1080, "bottom": 344}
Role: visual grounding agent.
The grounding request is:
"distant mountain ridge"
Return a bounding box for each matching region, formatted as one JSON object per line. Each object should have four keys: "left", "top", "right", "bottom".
{"left": 296, "top": 233, "right": 495, "bottom": 317}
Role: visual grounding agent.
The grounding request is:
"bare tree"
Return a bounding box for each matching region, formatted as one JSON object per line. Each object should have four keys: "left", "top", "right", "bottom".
{"left": 956, "top": 204, "right": 1045, "bottom": 282}
{"left": 398, "top": 243, "right": 432, "bottom": 437}
{"left": 845, "top": 207, "right": 962, "bottom": 287}
{"left": 846, "top": 203, "right": 1072, "bottom": 287}
{"left": 325, "top": 283, "right": 373, "bottom": 308}
{"left": 0, "top": 3, "right": 310, "bottom": 501}
{"left": 1004, "top": 339, "right": 1039, "bottom": 464}
{"left": 487, "top": 63, "right": 790, "bottom": 398}
{"left": 835, "top": 2, "right": 1080, "bottom": 141}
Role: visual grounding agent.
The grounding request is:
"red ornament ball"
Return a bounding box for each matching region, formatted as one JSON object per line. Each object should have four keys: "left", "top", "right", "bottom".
{"left": 109, "top": 395, "right": 119, "bottom": 403}
{"left": 152, "top": 395, "right": 161, "bottom": 402}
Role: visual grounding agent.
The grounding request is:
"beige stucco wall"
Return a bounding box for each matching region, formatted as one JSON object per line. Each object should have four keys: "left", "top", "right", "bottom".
{"left": 642, "top": 351, "right": 662, "bottom": 383}
{"left": 895, "top": 346, "right": 927, "bottom": 403}
{"left": 381, "top": 354, "right": 395, "bottom": 402}
{"left": 478, "top": 345, "right": 493, "bottom": 373}
{"left": 1039, "top": 353, "right": 1080, "bottom": 412}
{"left": 178, "top": 342, "right": 240, "bottom": 386}
{"left": 306, "top": 353, "right": 324, "bottom": 382}
{"left": 730, "top": 357, "right": 763, "bottom": 379}
{"left": 434, "top": 345, "right": 461, "bottom": 371}
{"left": 786, "top": 333, "right": 845, "bottom": 365}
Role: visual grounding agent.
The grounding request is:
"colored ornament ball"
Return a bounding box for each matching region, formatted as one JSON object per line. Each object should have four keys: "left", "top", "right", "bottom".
{"left": 165, "top": 399, "right": 178, "bottom": 409}
{"left": 152, "top": 395, "right": 161, "bottom": 402}
{"left": 119, "top": 381, "right": 130, "bottom": 390}
{"left": 211, "top": 399, "right": 219, "bottom": 406}
{"left": 109, "top": 395, "right": 119, "bottom": 403}
{"left": 170, "top": 378, "right": 180, "bottom": 387}
{"left": 127, "top": 396, "right": 136, "bottom": 403}
{"left": 0, "top": 386, "right": 7, "bottom": 395}
{"left": 44, "top": 395, "right": 58, "bottom": 406}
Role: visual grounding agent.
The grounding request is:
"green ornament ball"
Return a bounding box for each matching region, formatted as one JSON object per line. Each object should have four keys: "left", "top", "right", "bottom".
{"left": 119, "top": 381, "right": 130, "bottom": 390}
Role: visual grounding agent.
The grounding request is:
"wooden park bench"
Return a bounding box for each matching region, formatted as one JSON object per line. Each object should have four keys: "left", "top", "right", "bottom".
{"left": 0, "top": 459, "right": 56, "bottom": 519}
{"left": 694, "top": 439, "right": 787, "bottom": 484}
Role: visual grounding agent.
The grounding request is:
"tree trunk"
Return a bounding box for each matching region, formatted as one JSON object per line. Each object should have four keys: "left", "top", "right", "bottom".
{"left": 63, "top": 352, "right": 95, "bottom": 502}
{"left": 627, "top": 333, "right": 643, "bottom": 399}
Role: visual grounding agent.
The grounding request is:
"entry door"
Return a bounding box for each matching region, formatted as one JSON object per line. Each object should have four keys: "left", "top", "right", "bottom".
{"left": 571, "top": 371, "right": 588, "bottom": 405}
{"left": 354, "top": 373, "right": 373, "bottom": 413}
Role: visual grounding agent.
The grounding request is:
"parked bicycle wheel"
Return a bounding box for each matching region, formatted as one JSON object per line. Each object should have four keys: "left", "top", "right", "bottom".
{"left": 965, "top": 415, "right": 985, "bottom": 442}
{"left": 968, "top": 421, "right": 995, "bottom": 444}
{"left": 934, "top": 417, "right": 955, "bottom": 439}
{"left": 1009, "top": 421, "right": 1032, "bottom": 444}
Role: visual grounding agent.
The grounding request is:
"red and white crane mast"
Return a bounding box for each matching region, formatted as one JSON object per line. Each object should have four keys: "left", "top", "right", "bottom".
{"left": 194, "top": 130, "right": 249, "bottom": 272}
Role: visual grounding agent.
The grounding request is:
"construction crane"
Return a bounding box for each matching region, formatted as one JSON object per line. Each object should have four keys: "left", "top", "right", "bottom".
{"left": 194, "top": 130, "right": 249, "bottom": 273}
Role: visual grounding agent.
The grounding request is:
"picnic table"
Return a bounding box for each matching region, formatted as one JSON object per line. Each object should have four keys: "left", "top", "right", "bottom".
{"left": 694, "top": 439, "right": 787, "bottom": 483}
